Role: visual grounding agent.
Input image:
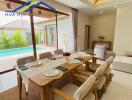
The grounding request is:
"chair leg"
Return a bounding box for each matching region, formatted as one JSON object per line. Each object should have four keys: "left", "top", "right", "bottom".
{"left": 26, "top": 92, "right": 28, "bottom": 95}
{"left": 18, "top": 74, "right": 22, "bottom": 99}
{"left": 109, "top": 73, "right": 113, "bottom": 81}
{"left": 106, "top": 73, "right": 113, "bottom": 84}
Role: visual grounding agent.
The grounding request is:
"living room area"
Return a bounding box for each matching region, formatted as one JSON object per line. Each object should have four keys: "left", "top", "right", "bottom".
{"left": 1, "top": 0, "right": 132, "bottom": 100}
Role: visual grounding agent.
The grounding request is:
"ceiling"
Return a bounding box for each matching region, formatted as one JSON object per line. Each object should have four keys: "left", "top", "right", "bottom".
{"left": 54, "top": 0, "right": 132, "bottom": 16}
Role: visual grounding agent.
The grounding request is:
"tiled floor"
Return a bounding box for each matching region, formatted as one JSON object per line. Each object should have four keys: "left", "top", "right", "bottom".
{"left": 0, "top": 70, "right": 17, "bottom": 93}
{"left": 102, "top": 70, "right": 132, "bottom": 100}
{"left": 0, "top": 70, "right": 132, "bottom": 100}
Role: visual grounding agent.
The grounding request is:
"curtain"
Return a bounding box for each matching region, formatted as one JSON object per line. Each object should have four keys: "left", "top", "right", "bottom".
{"left": 72, "top": 8, "right": 78, "bottom": 51}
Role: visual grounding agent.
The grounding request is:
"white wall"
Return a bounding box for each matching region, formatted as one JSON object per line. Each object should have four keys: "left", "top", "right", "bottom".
{"left": 90, "top": 12, "right": 116, "bottom": 50}
{"left": 114, "top": 3, "right": 132, "bottom": 55}
{"left": 77, "top": 11, "right": 90, "bottom": 50}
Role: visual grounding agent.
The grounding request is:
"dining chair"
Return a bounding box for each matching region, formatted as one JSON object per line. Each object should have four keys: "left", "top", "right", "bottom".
{"left": 17, "top": 56, "right": 36, "bottom": 95}
{"left": 105, "top": 56, "right": 114, "bottom": 82}
{"left": 39, "top": 52, "right": 52, "bottom": 59}
{"left": 75, "top": 61, "right": 108, "bottom": 98}
{"left": 17, "top": 56, "right": 36, "bottom": 66}
{"left": 53, "top": 75, "right": 97, "bottom": 100}
{"left": 54, "top": 49, "right": 63, "bottom": 55}
{"left": 83, "top": 56, "right": 114, "bottom": 83}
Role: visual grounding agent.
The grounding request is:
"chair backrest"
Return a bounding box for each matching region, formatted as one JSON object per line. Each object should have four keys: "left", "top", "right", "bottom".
{"left": 39, "top": 52, "right": 52, "bottom": 60}
{"left": 17, "top": 56, "right": 36, "bottom": 66}
{"left": 106, "top": 56, "right": 114, "bottom": 66}
{"left": 73, "top": 75, "right": 96, "bottom": 100}
{"left": 94, "top": 61, "right": 107, "bottom": 77}
{"left": 54, "top": 49, "right": 63, "bottom": 55}
{"left": 94, "top": 44, "right": 106, "bottom": 59}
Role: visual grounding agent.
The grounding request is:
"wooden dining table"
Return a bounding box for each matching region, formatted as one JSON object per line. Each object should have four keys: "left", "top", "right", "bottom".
{"left": 17, "top": 53, "right": 95, "bottom": 100}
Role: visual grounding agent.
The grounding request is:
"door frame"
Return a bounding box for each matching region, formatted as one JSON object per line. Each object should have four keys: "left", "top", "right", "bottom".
{"left": 84, "top": 25, "right": 90, "bottom": 50}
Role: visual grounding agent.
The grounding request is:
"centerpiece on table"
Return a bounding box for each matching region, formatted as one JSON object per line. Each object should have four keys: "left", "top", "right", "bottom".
{"left": 62, "top": 34, "right": 71, "bottom": 56}
{"left": 98, "top": 35, "right": 105, "bottom": 41}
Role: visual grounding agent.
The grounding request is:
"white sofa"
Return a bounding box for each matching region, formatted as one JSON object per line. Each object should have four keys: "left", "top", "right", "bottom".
{"left": 112, "top": 56, "right": 132, "bottom": 73}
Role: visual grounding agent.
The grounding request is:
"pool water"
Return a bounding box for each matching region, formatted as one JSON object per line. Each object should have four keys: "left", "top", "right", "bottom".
{"left": 0, "top": 47, "right": 43, "bottom": 57}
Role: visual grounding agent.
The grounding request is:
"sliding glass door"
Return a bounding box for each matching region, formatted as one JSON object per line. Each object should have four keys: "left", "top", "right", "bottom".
{"left": 46, "top": 24, "right": 56, "bottom": 46}
{"left": 0, "top": 11, "right": 33, "bottom": 71}
{"left": 33, "top": 8, "right": 57, "bottom": 58}
{"left": 0, "top": 0, "right": 70, "bottom": 73}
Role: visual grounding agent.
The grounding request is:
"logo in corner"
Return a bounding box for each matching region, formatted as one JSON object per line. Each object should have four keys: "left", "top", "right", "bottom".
{"left": 6, "top": 1, "right": 56, "bottom": 13}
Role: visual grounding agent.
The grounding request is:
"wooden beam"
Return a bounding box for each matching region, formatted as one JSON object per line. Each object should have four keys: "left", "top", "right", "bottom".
{"left": 30, "top": 10, "right": 37, "bottom": 59}
{"left": 6, "top": 0, "right": 69, "bottom": 16}
{"left": 0, "top": 68, "right": 15, "bottom": 75}
{"left": 95, "top": 0, "right": 99, "bottom": 4}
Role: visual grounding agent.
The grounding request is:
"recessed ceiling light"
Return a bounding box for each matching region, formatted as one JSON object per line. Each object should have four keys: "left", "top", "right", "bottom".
{"left": 100, "top": 11, "right": 103, "bottom": 14}
{"left": 114, "top": 5, "right": 118, "bottom": 8}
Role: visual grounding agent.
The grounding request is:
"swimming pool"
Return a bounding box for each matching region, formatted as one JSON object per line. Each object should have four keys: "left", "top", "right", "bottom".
{"left": 0, "top": 47, "right": 43, "bottom": 57}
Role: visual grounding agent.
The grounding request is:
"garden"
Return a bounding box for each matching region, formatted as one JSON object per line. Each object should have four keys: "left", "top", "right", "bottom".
{"left": 0, "top": 28, "right": 43, "bottom": 50}
{"left": 0, "top": 29, "right": 28, "bottom": 50}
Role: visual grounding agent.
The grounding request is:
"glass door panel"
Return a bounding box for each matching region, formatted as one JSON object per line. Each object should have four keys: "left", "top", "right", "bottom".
{"left": 0, "top": 11, "right": 33, "bottom": 72}
{"left": 33, "top": 8, "right": 57, "bottom": 58}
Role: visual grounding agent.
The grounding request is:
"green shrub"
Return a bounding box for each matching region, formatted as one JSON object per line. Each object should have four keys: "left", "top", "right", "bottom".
{"left": 10, "top": 29, "right": 28, "bottom": 48}
{"left": 0, "top": 32, "right": 12, "bottom": 49}
{"left": 0, "top": 29, "right": 29, "bottom": 50}
{"left": 35, "top": 32, "right": 42, "bottom": 44}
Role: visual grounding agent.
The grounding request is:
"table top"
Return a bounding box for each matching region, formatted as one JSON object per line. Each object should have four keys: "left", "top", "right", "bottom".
{"left": 17, "top": 52, "right": 94, "bottom": 87}
{"left": 30, "top": 62, "right": 83, "bottom": 87}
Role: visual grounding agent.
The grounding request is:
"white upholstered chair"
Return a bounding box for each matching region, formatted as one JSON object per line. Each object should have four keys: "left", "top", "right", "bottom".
{"left": 53, "top": 75, "right": 97, "bottom": 100}
{"left": 94, "top": 45, "right": 106, "bottom": 59}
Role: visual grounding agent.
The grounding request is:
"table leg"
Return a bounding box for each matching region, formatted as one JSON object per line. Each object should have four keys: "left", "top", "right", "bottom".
{"left": 40, "top": 86, "right": 53, "bottom": 100}
{"left": 85, "top": 64, "right": 90, "bottom": 71}
{"left": 40, "top": 87, "right": 45, "bottom": 100}
{"left": 18, "top": 73, "right": 22, "bottom": 99}
{"left": 92, "top": 57, "right": 97, "bottom": 63}
{"left": 40, "top": 87, "right": 50, "bottom": 100}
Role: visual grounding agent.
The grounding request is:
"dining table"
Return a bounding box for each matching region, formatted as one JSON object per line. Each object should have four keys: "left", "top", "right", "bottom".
{"left": 16, "top": 52, "right": 95, "bottom": 100}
